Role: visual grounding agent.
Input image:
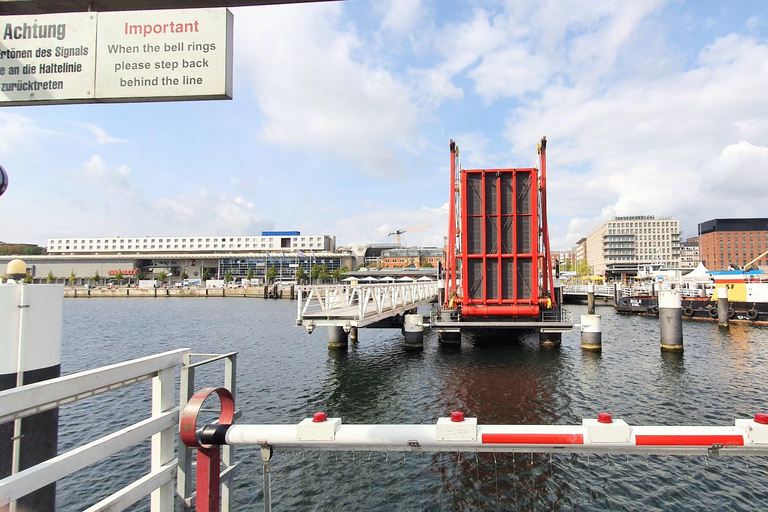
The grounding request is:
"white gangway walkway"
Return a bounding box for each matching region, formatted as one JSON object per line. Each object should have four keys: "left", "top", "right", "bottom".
{"left": 296, "top": 280, "right": 439, "bottom": 332}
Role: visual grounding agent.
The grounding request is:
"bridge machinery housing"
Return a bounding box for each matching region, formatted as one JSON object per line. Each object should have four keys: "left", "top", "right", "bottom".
{"left": 435, "top": 137, "right": 573, "bottom": 345}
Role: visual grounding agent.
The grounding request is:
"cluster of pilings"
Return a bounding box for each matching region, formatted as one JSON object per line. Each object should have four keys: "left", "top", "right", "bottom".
{"left": 328, "top": 312, "right": 426, "bottom": 350}
{"left": 579, "top": 287, "right": 685, "bottom": 353}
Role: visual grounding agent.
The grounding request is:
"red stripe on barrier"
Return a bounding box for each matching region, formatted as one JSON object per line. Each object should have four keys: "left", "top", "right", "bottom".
{"left": 482, "top": 433, "right": 584, "bottom": 445}
{"left": 635, "top": 435, "right": 744, "bottom": 446}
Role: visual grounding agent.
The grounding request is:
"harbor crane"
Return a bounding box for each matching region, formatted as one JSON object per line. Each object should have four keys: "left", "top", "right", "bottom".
{"left": 387, "top": 225, "right": 430, "bottom": 245}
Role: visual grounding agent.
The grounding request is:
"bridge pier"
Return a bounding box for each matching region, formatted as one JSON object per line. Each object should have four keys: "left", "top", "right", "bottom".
{"left": 539, "top": 331, "right": 561, "bottom": 348}
{"left": 403, "top": 314, "right": 424, "bottom": 350}
{"left": 349, "top": 327, "right": 358, "bottom": 343}
{"left": 328, "top": 327, "right": 348, "bottom": 350}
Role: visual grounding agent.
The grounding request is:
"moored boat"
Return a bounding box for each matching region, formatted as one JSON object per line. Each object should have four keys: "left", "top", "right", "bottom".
{"left": 616, "top": 268, "right": 768, "bottom": 325}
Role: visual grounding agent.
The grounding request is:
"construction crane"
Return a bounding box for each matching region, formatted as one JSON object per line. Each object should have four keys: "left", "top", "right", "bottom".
{"left": 387, "top": 225, "right": 430, "bottom": 246}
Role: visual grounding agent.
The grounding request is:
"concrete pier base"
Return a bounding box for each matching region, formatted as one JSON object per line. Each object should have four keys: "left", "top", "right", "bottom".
{"left": 659, "top": 289, "right": 683, "bottom": 352}
{"left": 717, "top": 286, "right": 729, "bottom": 328}
{"left": 581, "top": 314, "right": 602, "bottom": 351}
{"left": 438, "top": 329, "right": 461, "bottom": 345}
{"left": 539, "top": 331, "right": 561, "bottom": 348}
{"left": 403, "top": 314, "right": 424, "bottom": 350}
{"left": 349, "top": 326, "right": 358, "bottom": 343}
{"left": 328, "top": 326, "right": 349, "bottom": 350}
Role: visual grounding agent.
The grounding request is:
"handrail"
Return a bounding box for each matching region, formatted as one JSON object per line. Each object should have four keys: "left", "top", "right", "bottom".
{"left": 296, "top": 281, "right": 439, "bottom": 328}
{"left": 0, "top": 348, "right": 188, "bottom": 424}
{"left": 0, "top": 348, "right": 190, "bottom": 511}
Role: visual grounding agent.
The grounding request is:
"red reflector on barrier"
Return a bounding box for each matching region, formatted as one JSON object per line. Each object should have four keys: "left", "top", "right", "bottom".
{"left": 635, "top": 435, "right": 744, "bottom": 446}
{"left": 482, "top": 433, "right": 584, "bottom": 445}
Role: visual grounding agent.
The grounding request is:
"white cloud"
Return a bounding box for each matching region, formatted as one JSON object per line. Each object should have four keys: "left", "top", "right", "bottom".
{"left": 234, "top": 4, "right": 420, "bottom": 177}
{"left": 506, "top": 33, "right": 768, "bottom": 242}
{"left": 379, "top": 0, "right": 425, "bottom": 34}
{"left": 76, "top": 154, "right": 133, "bottom": 195}
{"left": 75, "top": 122, "right": 129, "bottom": 144}
{"left": 0, "top": 113, "right": 54, "bottom": 155}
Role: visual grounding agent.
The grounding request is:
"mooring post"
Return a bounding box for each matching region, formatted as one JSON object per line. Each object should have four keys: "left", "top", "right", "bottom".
{"left": 659, "top": 289, "right": 683, "bottom": 352}
{"left": 349, "top": 326, "right": 358, "bottom": 343}
{"left": 0, "top": 260, "right": 63, "bottom": 512}
{"left": 717, "top": 286, "right": 729, "bottom": 328}
{"left": 581, "top": 314, "right": 602, "bottom": 351}
{"left": 587, "top": 282, "right": 595, "bottom": 314}
{"left": 404, "top": 314, "right": 424, "bottom": 350}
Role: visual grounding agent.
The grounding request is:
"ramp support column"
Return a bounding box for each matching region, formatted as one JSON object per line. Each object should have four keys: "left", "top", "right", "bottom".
{"left": 328, "top": 327, "right": 349, "bottom": 350}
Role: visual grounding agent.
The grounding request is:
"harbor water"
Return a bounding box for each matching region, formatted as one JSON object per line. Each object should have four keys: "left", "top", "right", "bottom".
{"left": 56, "top": 299, "right": 768, "bottom": 510}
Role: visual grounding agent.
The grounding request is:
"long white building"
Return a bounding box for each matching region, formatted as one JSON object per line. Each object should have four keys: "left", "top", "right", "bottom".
{"left": 47, "top": 231, "right": 335, "bottom": 255}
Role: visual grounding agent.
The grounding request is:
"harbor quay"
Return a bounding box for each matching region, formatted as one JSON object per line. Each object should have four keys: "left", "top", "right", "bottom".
{"left": 62, "top": 283, "right": 295, "bottom": 299}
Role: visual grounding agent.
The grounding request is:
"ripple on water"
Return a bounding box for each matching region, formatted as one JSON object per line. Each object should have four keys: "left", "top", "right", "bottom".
{"left": 55, "top": 299, "right": 768, "bottom": 510}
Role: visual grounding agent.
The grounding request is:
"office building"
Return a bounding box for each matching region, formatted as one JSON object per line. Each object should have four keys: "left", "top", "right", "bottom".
{"left": 698, "top": 218, "right": 768, "bottom": 270}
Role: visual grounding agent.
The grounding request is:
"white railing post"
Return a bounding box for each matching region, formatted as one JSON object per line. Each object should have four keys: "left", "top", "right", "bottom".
{"left": 176, "top": 355, "right": 195, "bottom": 512}
{"left": 151, "top": 366, "right": 175, "bottom": 512}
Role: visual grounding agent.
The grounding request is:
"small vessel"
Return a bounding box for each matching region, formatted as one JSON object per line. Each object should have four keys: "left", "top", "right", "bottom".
{"left": 616, "top": 267, "right": 768, "bottom": 325}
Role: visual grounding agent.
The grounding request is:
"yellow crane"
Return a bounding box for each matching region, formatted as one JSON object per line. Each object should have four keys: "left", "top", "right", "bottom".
{"left": 387, "top": 225, "right": 430, "bottom": 245}
{"left": 743, "top": 249, "right": 768, "bottom": 271}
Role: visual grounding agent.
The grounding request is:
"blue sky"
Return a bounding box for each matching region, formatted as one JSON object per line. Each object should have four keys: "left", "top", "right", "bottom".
{"left": 2, "top": 0, "right": 768, "bottom": 250}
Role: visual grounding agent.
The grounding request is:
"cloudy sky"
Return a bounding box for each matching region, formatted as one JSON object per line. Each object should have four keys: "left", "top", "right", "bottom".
{"left": 1, "top": 0, "right": 767, "bottom": 250}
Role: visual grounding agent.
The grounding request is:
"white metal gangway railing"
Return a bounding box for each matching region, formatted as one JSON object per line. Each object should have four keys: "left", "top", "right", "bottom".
{"left": 296, "top": 281, "right": 439, "bottom": 332}
{"left": 0, "top": 349, "right": 239, "bottom": 512}
{"left": 562, "top": 284, "right": 616, "bottom": 297}
{"left": 181, "top": 391, "right": 768, "bottom": 512}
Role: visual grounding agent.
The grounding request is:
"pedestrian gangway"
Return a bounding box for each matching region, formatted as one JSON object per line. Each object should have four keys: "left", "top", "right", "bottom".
{"left": 296, "top": 280, "right": 439, "bottom": 332}
{"left": 562, "top": 284, "right": 616, "bottom": 298}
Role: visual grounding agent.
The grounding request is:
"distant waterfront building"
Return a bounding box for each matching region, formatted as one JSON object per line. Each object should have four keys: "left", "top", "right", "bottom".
{"left": 698, "top": 218, "right": 768, "bottom": 270}
{"left": 380, "top": 247, "right": 444, "bottom": 269}
{"left": 46, "top": 231, "right": 335, "bottom": 255}
{"left": 681, "top": 237, "right": 699, "bottom": 270}
{"left": 574, "top": 238, "right": 587, "bottom": 268}
{"left": 584, "top": 216, "right": 681, "bottom": 279}
{"left": 2, "top": 231, "right": 347, "bottom": 285}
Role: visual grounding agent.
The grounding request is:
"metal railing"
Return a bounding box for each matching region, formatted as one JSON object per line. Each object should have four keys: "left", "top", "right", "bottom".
{"left": 296, "top": 281, "right": 439, "bottom": 329}
{"left": 562, "top": 285, "right": 616, "bottom": 297}
{"left": 177, "top": 352, "right": 240, "bottom": 512}
{"left": 0, "top": 348, "right": 189, "bottom": 511}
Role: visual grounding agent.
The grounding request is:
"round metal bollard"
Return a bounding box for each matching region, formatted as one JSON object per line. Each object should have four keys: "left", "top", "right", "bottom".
{"left": 716, "top": 286, "right": 729, "bottom": 328}
{"left": 659, "top": 289, "right": 683, "bottom": 352}
{"left": 404, "top": 314, "right": 424, "bottom": 350}
{"left": 581, "top": 314, "right": 602, "bottom": 351}
{"left": 587, "top": 282, "right": 596, "bottom": 314}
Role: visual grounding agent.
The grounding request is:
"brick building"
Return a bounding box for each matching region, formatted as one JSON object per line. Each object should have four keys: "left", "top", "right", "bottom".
{"left": 698, "top": 218, "right": 768, "bottom": 270}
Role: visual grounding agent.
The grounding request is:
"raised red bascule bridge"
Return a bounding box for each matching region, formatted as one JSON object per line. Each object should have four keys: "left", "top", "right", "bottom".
{"left": 435, "top": 137, "right": 572, "bottom": 345}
